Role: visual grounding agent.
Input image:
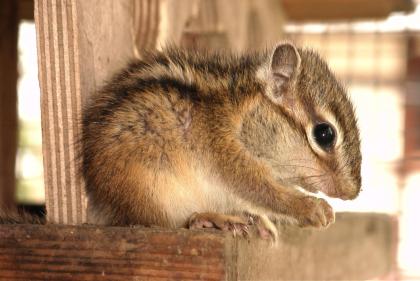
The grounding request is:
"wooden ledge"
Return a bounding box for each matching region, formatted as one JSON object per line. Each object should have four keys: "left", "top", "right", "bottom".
{"left": 0, "top": 213, "right": 393, "bottom": 280}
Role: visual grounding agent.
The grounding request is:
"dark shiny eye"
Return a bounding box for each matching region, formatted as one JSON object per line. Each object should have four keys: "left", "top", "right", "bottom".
{"left": 313, "top": 123, "right": 336, "bottom": 149}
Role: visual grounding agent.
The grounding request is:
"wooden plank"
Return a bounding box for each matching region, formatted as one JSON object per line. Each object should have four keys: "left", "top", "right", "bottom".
{"left": 0, "top": 225, "right": 231, "bottom": 281}
{"left": 34, "top": 0, "right": 137, "bottom": 224}
{"left": 281, "top": 0, "right": 415, "bottom": 22}
{"left": 0, "top": 0, "right": 19, "bottom": 211}
{"left": 0, "top": 213, "right": 393, "bottom": 280}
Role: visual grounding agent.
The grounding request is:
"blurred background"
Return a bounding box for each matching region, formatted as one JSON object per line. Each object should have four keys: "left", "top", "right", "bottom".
{"left": 0, "top": 0, "right": 419, "bottom": 280}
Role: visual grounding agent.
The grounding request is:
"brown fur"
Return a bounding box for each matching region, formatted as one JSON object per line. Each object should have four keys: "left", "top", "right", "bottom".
{"left": 0, "top": 209, "right": 45, "bottom": 224}
{"left": 82, "top": 43, "right": 361, "bottom": 232}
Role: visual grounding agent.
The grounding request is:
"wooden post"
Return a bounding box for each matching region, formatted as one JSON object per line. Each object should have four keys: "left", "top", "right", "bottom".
{"left": 0, "top": 0, "right": 18, "bottom": 212}
{"left": 34, "top": 0, "right": 143, "bottom": 224}
{"left": 34, "top": 0, "right": 165, "bottom": 224}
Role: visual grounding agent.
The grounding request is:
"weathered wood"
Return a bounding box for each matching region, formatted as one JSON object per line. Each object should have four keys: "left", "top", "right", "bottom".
{"left": 133, "top": 0, "right": 160, "bottom": 57}
{"left": 35, "top": 0, "right": 84, "bottom": 224}
{"left": 0, "top": 213, "right": 393, "bottom": 280}
{"left": 282, "top": 0, "right": 415, "bottom": 21}
{"left": 236, "top": 213, "right": 393, "bottom": 280}
{"left": 34, "top": 0, "right": 136, "bottom": 224}
{"left": 0, "top": 225, "right": 230, "bottom": 281}
{"left": 0, "top": 0, "right": 19, "bottom": 211}
{"left": 161, "top": 0, "right": 285, "bottom": 52}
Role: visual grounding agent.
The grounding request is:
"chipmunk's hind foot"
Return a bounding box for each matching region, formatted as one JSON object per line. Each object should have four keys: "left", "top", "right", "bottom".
{"left": 188, "top": 212, "right": 249, "bottom": 237}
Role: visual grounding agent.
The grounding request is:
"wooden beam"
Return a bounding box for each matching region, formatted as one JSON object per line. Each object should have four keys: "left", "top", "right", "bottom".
{"left": 0, "top": 213, "right": 393, "bottom": 280}
{"left": 0, "top": 225, "right": 230, "bottom": 280}
{"left": 281, "top": 0, "right": 415, "bottom": 22}
{"left": 0, "top": 0, "right": 19, "bottom": 212}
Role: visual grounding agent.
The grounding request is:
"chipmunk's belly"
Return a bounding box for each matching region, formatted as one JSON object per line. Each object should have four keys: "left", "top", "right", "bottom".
{"left": 161, "top": 168, "right": 252, "bottom": 227}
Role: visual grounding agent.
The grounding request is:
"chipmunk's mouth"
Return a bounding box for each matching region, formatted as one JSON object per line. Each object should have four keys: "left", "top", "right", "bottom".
{"left": 296, "top": 175, "right": 351, "bottom": 199}
{"left": 293, "top": 185, "right": 330, "bottom": 199}
{"left": 295, "top": 181, "right": 359, "bottom": 200}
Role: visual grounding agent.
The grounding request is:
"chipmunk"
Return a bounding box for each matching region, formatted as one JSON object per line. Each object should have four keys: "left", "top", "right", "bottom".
{"left": 82, "top": 42, "right": 361, "bottom": 240}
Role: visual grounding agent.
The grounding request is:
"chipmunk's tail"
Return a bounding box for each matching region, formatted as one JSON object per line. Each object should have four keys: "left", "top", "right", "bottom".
{"left": 0, "top": 208, "right": 45, "bottom": 224}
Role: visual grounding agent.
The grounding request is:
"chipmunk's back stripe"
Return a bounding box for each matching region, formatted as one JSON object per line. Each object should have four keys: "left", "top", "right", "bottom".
{"left": 95, "top": 77, "right": 204, "bottom": 122}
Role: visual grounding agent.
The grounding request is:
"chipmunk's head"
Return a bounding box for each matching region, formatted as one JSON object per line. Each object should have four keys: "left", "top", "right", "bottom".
{"left": 255, "top": 42, "right": 361, "bottom": 200}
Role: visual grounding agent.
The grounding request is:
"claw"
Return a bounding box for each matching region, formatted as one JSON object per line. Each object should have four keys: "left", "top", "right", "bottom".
{"left": 246, "top": 213, "right": 278, "bottom": 243}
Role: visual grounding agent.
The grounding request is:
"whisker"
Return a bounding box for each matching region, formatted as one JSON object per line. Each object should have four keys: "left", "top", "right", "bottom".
{"left": 273, "top": 164, "right": 323, "bottom": 173}
{"left": 281, "top": 173, "right": 328, "bottom": 180}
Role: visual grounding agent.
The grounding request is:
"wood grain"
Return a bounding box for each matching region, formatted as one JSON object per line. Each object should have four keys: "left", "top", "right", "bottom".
{"left": 160, "top": 0, "right": 285, "bottom": 52}
{"left": 35, "top": 0, "right": 84, "bottom": 224}
{"left": 34, "top": 0, "right": 136, "bottom": 224}
{"left": 133, "top": 0, "right": 160, "bottom": 57}
{"left": 0, "top": 213, "right": 393, "bottom": 280}
{"left": 0, "top": 225, "right": 230, "bottom": 281}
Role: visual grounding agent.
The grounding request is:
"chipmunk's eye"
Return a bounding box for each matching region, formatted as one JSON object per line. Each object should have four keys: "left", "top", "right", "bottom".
{"left": 313, "top": 122, "right": 336, "bottom": 150}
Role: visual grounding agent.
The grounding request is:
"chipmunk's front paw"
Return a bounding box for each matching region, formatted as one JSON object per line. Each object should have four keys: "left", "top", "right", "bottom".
{"left": 292, "top": 196, "right": 335, "bottom": 227}
{"left": 188, "top": 212, "right": 249, "bottom": 237}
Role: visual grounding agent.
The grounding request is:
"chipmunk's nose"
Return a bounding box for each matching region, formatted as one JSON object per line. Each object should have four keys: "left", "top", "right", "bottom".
{"left": 323, "top": 178, "right": 360, "bottom": 200}
{"left": 337, "top": 181, "right": 361, "bottom": 200}
{"left": 340, "top": 192, "right": 358, "bottom": 200}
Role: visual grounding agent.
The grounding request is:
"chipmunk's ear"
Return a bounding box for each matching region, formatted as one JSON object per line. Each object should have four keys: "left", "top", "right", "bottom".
{"left": 264, "top": 43, "right": 301, "bottom": 104}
